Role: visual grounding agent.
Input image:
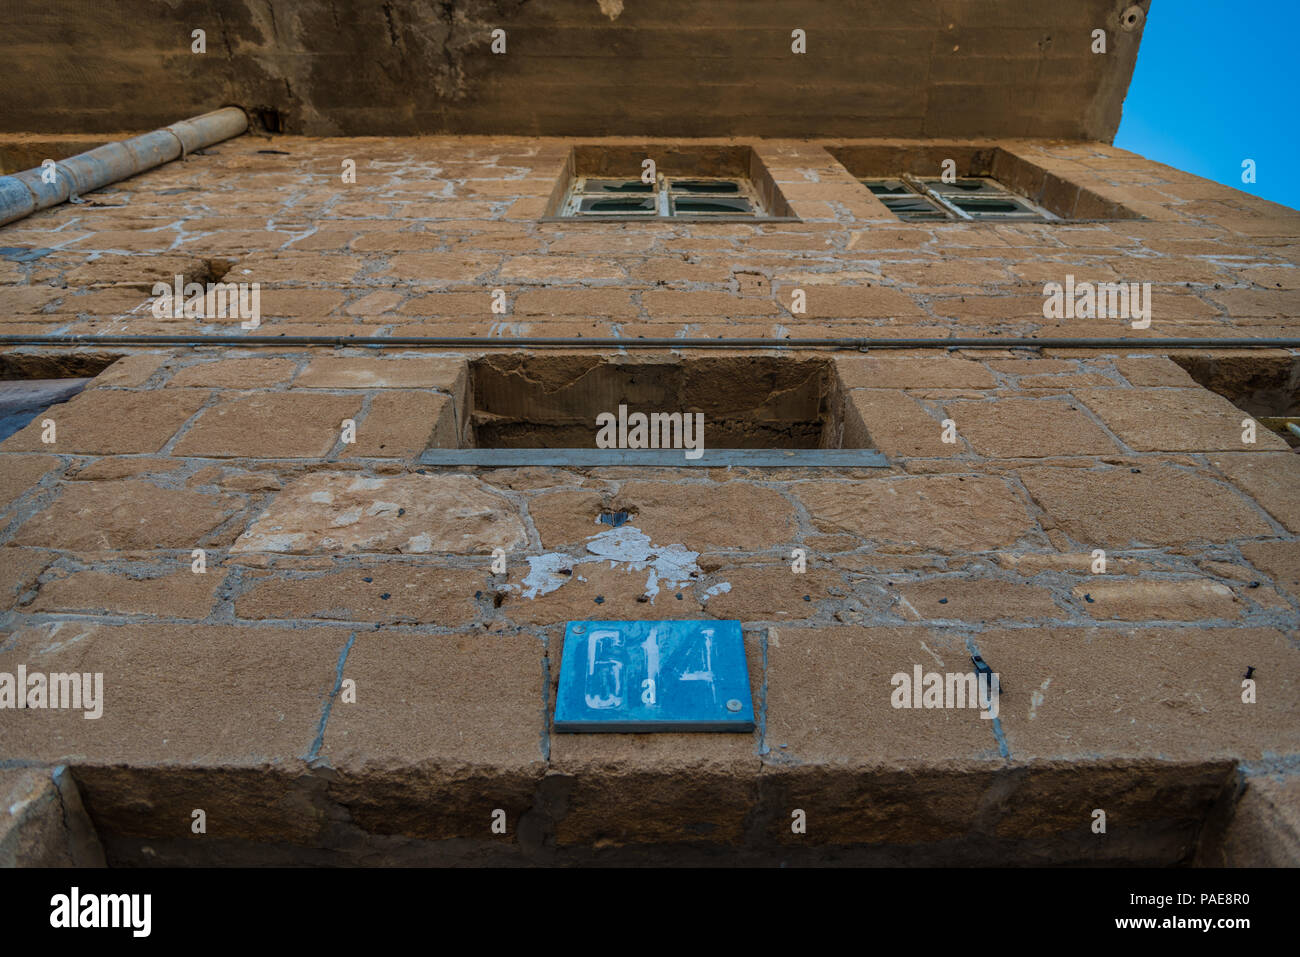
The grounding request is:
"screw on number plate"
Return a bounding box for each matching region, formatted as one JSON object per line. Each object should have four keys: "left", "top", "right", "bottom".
{"left": 726, "top": 699, "right": 742, "bottom": 712}
{"left": 573, "top": 624, "right": 586, "bottom": 635}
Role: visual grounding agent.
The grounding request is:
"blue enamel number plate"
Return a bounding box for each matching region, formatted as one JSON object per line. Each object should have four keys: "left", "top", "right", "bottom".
{"left": 554, "top": 620, "right": 755, "bottom": 732}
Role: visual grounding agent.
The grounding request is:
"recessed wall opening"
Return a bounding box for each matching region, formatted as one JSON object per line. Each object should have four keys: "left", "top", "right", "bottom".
{"left": 544, "top": 145, "right": 796, "bottom": 221}
{"left": 1173, "top": 353, "right": 1300, "bottom": 448}
{"left": 828, "top": 145, "right": 1143, "bottom": 222}
{"left": 0, "top": 352, "right": 121, "bottom": 443}
{"left": 469, "top": 355, "right": 841, "bottom": 448}
{"left": 419, "top": 355, "right": 887, "bottom": 468}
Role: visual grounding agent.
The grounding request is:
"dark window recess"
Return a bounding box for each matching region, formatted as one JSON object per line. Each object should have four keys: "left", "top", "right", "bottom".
{"left": 549, "top": 145, "right": 796, "bottom": 221}
{"left": 421, "top": 355, "right": 886, "bottom": 467}
{"left": 1173, "top": 354, "right": 1300, "bottom": 448}
{"left": 863, "top": 175, "right": 1054, "bottom": 222}
{"left": 465, "top": 356, "right": 840, "bottom": 449}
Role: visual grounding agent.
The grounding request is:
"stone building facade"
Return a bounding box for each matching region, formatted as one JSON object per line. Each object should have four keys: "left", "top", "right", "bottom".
{"left": 0, "top": 0, "right": 1297, "bottom": 865}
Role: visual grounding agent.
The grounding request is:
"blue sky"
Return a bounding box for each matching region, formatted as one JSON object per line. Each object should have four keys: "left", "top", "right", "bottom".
{"left": 1115, "top": 0, "right": 1299, "bottom": 211}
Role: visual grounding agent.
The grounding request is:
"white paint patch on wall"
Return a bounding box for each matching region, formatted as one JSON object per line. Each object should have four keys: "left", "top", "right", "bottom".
{"left": 518, "top": 552, "right": 576, "bottom": 599}
{"left": 508, "top": 524, "right": 721, "bottom": 605}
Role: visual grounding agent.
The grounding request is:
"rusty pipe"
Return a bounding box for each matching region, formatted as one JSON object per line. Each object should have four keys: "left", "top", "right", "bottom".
{"left": 0, "top": 107, "right": 248, "bottom": 227}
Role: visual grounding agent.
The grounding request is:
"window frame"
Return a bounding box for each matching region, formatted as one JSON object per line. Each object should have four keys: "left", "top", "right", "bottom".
{"left": 559, "top": 173, "right": 769, "bottom": 220}
{"left": 863, "top": 174, "right": 1059, "bottom": 223}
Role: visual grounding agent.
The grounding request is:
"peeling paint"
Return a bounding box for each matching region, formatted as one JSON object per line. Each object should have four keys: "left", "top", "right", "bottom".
{"left": 517, "top": 553, "right": 574, "bottom": 600}
{"left": 508, "top": 524, "right": 720, "bottom": 606}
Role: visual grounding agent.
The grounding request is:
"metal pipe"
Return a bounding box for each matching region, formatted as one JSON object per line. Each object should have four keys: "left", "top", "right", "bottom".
{"left": 0, "top": 107, "right": 249, "bottom": 227}
{"left": 1, "top": 334, "right": 1298, "bottom": 351}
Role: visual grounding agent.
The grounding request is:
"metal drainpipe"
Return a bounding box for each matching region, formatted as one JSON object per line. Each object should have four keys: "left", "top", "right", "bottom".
{"left": 0, "top": 107, "right": 249, "bottom": 228}
{"left": 0, "top": 335, "right": 1298, "bottom": 351}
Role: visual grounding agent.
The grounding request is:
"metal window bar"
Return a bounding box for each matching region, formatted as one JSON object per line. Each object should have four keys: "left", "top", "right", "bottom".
{"left": 902, "top": 174, "right": 973, "bottom": 221}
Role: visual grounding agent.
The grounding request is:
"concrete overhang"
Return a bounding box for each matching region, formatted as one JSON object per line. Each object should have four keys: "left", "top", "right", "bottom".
{"left": 1, "top": 0, "right": 1149, "bottom": 141}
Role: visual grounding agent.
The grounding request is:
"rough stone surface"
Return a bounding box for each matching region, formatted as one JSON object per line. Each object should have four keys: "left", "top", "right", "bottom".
{"left": 10, "top": 481, "right": 237, "bottom": 551}
{"left": 236, "top": 566, "right": 484, "bottom": 625}
{"left": 319, "top": 631, "right": 543, "bottom": 841}
{"left": 1208, "top": 775, "right": 1300, "bottom": 867}
{"left": 1210, "top": 453, "right": 1300, "bottom": 533}
{"left": 343, "top": 391, "right": 457, "bottom": 458}
{"left": 1076, "top": 388, "right": 1290, "bottom": 452}
{"left": 611, "top": 481, "right": 797, "bottom": 551}
{"left": 526, "top": 489, "right": 608, "bottom": 548}
{"left": 2, "top": 389, "right": 208, "bottom": 454}
{"left": 0, "top": 622, "right": 344, "bottom": 765}
{"left": 167, "top": 358, "right": 298, "bottom": 389}
{"left": 231, "top": 472, "right": 526, "bottom": 554}
{"left": 844, "top": 390, "right": 957, "bottom": 457}
{"left": 0, "top": 768, "right": 105, "bottom": 867}
{"left": 1071, "top": 579, "right": 1243, "bottom": 621}
{"left": 294, "top": 356, "right": 465, "bottom": 391}
{"left": 0, "top": 547, "right": 54, "bottom": 609}
{"left": 172, "top": 393, "right": 361, "bottom": 458}
{"left": 27, "top": 568, "right": 225, "bottom": 619}
{"left": 0, "top": 454, "right": 58, "bottom": 511}
{"left": 1019, "top": 465, "right": 1275, "bottom": 546}
{"left": 835, "top": 356, "right": 997, "bottom": 390}
{"left": 978, "top": 627, "right": 1300, "bottom": 761}
{"left": 1240, "top": 541, "right": 1300, "bottom": 599}
{"left": 946, "top": 397, "right": 1119, "bottom": 457}
{"left": 796, "top": 476, "right": 1035, "bottom": 552}
{"left": 895, "top": 579, "right": 1061, "bottom": 621}
{"left": 701, "top": 566, "right": 845, "bottom": 621}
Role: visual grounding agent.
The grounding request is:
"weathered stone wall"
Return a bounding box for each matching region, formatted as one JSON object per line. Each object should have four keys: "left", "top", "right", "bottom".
{"left": 0, "top": 131, "right": 1297, "bottom": 864}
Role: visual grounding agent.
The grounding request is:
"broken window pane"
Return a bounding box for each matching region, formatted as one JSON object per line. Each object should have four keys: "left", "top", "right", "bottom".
{"left": 577, "top": 195, "right": 657, "bottom": 215}
{"left": 866, "top": 175, "right": 1053, "bottom": 222}
{"left": 922, "top": 177, "right": 1007, "bottom": 196}
{"left": 672, "top": 196, "right": 754, "bottom": 214}
{"left": 861, "top": 180, "right": 949, "bottom": 220}
{"left": 669, "top": 178, "right": 742, "bottom": 194}
{"left": 949, "top": 195, "right": 1042, "bottom": 218}
{"left": 583, "top": 179, "right": 655, "bottom": 193}
{"left": 863, "top": 179, "right": 914, "bottom": 196}
{"left": 884, "top": 200, "right": 949, "bottom": 221}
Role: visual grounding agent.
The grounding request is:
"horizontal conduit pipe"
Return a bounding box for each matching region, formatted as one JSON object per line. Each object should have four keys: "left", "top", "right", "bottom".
{"left": 0, "top": 107, "right": 249, "bottom": 228}
{"left": 1, "top": 335, "right": 1298, "bottom": 351}
{"left": 0, "top": 335, "right": 1294, "bottom": 353}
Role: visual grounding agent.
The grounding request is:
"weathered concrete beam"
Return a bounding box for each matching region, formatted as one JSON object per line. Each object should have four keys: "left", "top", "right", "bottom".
{"left": 0, "top": 1, "right": 1147, "bottom": 141}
